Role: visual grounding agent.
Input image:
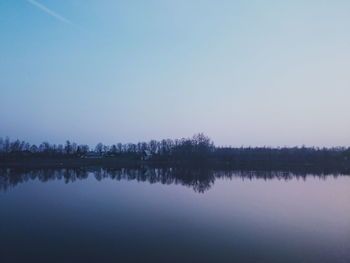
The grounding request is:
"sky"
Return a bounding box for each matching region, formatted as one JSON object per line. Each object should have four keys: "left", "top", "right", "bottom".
{"left": 1, "top": 0, "right": 350, "bottom": 147}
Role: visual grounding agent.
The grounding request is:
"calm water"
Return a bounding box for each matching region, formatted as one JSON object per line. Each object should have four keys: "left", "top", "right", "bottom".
{"left": 1, "top": 167, "right": 349, "bottom": 263}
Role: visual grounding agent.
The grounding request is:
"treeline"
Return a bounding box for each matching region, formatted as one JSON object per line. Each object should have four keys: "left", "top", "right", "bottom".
{"left": 0, "top": 133, "right": 214, "bottom": 161}
{"left": 1, "top": 134, "right": 350, "bottom": 166}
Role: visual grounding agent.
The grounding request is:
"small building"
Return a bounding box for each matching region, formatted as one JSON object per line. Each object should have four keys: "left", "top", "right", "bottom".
{"left": 141, "top": 150, "right": 152, "bottom": 161}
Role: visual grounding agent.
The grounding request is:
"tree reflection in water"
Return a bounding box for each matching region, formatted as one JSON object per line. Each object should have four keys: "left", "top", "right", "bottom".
{"left": 0, "top": 167, "right": 348, "bottom": 193}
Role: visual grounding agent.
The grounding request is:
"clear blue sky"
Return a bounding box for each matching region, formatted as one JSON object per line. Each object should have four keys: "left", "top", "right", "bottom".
{"left": 1, "top": 0, "right": 350, "bottom": 146}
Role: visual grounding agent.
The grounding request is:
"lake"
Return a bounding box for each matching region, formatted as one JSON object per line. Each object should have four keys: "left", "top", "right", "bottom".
{"left": 1, "top": 167, "right": 349, "bottom": 263}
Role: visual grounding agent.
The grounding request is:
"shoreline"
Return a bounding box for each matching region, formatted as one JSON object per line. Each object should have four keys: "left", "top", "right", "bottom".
{"left": 2, "top": 157, "right": 350, "bottom": 174}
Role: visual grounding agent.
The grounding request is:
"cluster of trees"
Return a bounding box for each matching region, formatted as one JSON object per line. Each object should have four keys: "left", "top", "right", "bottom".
{"left": 0, "top": 133, "right": 214, "bottom": 161}
{"left": 1, "top": 134, "right": 350, "bottom": 165}
{"left": 0, "top": 137, "right": 90, "bottom": 157}
{"left": 214, "top": 146, "right": 350, "bottom": 165}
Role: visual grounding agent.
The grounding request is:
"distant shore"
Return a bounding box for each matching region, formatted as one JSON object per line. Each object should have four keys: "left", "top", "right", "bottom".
{"left": 2, "top": 134, "right": 350, "bottom": 172}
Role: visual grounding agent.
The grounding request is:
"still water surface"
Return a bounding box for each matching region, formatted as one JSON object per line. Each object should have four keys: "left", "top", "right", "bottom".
{"left": 1, "top": 168, "right": 349, "bottom": 263}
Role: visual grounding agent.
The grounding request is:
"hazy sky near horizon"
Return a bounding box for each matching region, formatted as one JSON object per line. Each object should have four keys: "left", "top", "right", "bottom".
{"left": 1, "top": 0, "right": 350, "bottom": 147}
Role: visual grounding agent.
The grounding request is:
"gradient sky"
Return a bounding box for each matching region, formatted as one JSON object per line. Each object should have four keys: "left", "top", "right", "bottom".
{"left": 1, "top": 0, "right": 350, "bottom": 147}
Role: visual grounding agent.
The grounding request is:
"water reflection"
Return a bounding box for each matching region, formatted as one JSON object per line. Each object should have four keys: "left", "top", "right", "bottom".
{"left": 0, "top": 167, "right": 348, "bottom": 193}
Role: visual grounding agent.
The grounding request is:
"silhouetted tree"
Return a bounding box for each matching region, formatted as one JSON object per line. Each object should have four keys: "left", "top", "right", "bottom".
{"left": 65, "top": 140, "right": 72, "bottom": 155}
{"left": 95, "top": 143, "right": 104, "bottom": 155}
